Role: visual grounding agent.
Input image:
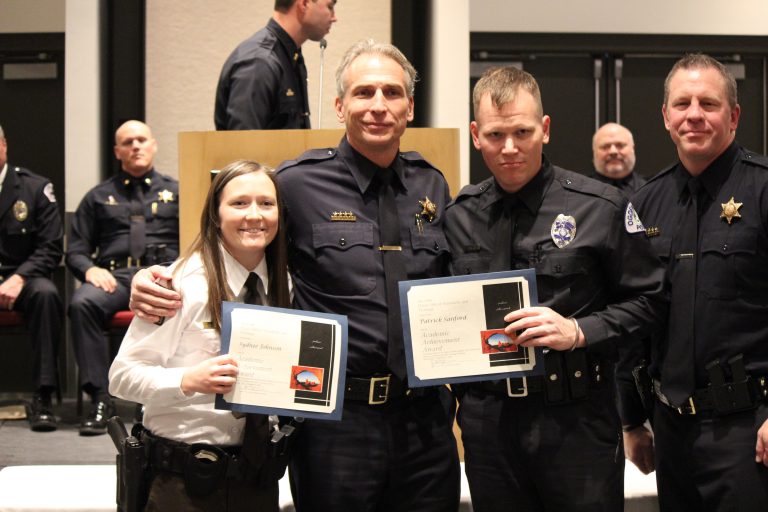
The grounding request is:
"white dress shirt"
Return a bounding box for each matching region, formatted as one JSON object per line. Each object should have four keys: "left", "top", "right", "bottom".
{"left": 109, "top": 247, "right": 270, "bottom": 445}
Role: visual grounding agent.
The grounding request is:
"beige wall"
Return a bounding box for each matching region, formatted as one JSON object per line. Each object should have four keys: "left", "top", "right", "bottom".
{"left": 146, "top": 1, "right": 391, "bottom": 177}
{"left": 0, "top": 0, "right": 64, "bottom": 32}
{"left": 471, "top": 0, "right": 768, "bottom": 34}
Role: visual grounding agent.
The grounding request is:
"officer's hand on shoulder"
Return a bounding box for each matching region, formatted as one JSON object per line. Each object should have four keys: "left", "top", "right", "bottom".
{"left": 85, "top": 266, "right": 118, "bottom": 293}
{"left": 129, "top": 266, "right": 180, "bottom": 323}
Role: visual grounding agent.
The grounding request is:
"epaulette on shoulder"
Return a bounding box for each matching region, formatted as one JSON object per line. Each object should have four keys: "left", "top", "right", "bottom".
{"left": 742, "top": 149, "right": 768, "bottom": 170}
{"left": 14, "top": 166, "right": 46, "bottom": 184}
{"left": 643, "top": 162, "right": 677, "bottom": 185}
{"left": 454, "top": 178, "right": 494, "bottom": 202}
{"left": 399, "top": 151, "right": 438, "bottom": 172}
{"left": 278, "top": 147, "right": 336, "bottom": 172}
{"left": 557, "top": 168, "right": 624, "bottom": 208}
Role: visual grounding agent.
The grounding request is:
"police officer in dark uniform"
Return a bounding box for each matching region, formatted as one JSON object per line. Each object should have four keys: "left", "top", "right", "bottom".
{"left": 0, "top": 124, "right": 64, "bottom": 432}
{"left": 626, "top": 54, "right": 768, "bottom": 510}
{"left": 275, "top": 40, "right": 459, "bottom": 512}
{"left": 214, "top": 0, "right": 337, "bottom": 130}
{"left": 445, "top": 67, "right": 666, "bottom": 512}
{"left": 67, "top": 120, "right": 179, "bottom": 436}
{"left": 589, "top": 122, "right": 645, "bottom": 197}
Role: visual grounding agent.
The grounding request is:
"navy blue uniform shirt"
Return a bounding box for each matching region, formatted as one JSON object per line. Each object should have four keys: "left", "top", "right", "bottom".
{"left": 588, "top": 170, "right": 646, "bottom": 197}
{"left": 0, "top": 165, "right": 63, "bottom": 279}
{"left": 214, "top": 18, "right": 310, "bottom": 131}
{"left": 67, "top": 169, "right": 179, "bottom": 281}
{"left": 276, "top": 137, "right": 451, "bottom": 376}
{"left": 632, "top": 142, "right": 768, "bottom": 390}
{"left": 445, "top": 157, "right": 666, "bottom": 359}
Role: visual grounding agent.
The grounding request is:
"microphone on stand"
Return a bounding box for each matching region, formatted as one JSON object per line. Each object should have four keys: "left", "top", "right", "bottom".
{"left": 318, "top": 38, "right": 327, "bottom": 127}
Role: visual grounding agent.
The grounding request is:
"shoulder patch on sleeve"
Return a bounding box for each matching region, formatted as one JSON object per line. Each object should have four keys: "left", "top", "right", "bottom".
{"left": 624, "top": 202, "right": 645, "bottom": 233}
{"left": 43, "top": 183, "right": 57, "bottom": 203}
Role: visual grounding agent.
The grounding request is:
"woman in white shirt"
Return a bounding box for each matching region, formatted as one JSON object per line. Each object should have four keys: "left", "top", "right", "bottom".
{"left": 109, "top": 160, "right": 290, "bottom": 511}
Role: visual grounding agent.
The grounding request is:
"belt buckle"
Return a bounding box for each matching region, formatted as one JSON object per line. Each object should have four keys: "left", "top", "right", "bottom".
{"left": 506, "top": 376, "right": 528, "bottom": 398}
{"left": 369, "top": 376, "right": 390, "bottom": 405}
{"left": 677, "top": 396, "right": 697, "bottom": 415}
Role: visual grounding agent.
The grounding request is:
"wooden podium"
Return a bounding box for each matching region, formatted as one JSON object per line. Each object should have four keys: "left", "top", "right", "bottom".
{"left": 178, "top": 128, "right": 460, "bottom": 250}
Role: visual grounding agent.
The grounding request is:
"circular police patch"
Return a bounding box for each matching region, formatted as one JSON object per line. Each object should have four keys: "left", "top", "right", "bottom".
{"left": 551, "top": 214, "right": 576, "bottom": 248}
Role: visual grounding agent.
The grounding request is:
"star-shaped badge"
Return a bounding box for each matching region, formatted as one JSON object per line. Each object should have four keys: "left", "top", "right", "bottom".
{"left": 418, "top": 197, "right": 437, "bottom": 223}
{"left": 158, "top": 189, "right": 174, "bottom": 203}
{"left": 720, "top": 196, "right": 742, "bottom": 225}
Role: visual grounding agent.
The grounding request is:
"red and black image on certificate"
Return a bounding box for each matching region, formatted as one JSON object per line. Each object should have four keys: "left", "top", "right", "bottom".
{"left": 290, "top": 366, "right": 325, "bottom": 393}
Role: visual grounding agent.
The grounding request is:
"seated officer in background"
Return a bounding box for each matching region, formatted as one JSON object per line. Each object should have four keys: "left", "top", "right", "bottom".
{"left": 589, "top": 122, "right": 645, "bottom": 196}
{"left": 0, "top": 123, "right": 64, "bottom": 432}
{"left": 67, "top": 120, "right": 179, "bottom": 436}
{"left": 445, "top": 67, "right": 666, "bottom": 512}
{"left": 627, "top": 53, "right": 768, "bottom": 510}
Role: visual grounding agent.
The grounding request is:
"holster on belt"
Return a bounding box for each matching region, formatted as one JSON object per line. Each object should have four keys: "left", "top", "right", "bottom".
{"left": 107, "top": 417, "right": 149, "bottom": 512}
{"left": 631, "top": 362, "right": 655, "bottom": 416}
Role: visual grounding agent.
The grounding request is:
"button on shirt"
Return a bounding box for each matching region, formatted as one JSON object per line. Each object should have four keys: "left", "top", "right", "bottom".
{"left": 445, "top": 158, "right": 666, "bottom": 358}
{"left": 214, "top": 18, "right": 310, "bottom": 131}
{"left": 631, "top": 142, "right": 768, "bottom": 387}
{"left": 276, "top": 137, "right": 452, "bottom": 376}
{"left": 109, "top": 249, "right": 270, "bottom": 445}
{"left": 67, "top": 169, "right": 179, "bottom": 281}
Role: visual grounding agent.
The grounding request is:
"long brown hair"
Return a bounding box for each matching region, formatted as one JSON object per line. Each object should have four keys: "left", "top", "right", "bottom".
{"left": 177, "top": 160, "right": 290, "bottom": 332}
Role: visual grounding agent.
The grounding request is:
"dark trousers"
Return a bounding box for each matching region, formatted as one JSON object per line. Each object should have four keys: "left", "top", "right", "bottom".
{"left": 458, "top": 385, "right": 624, "bottom": 512}
{"left": 654, "top": 402, "right": 768, "bottom": 512}
{"left": 68, "top": 268, "right": 134, "bottom": 392}
{"left": 13, "top": 277, "right": 63, "bottom": 389}
{"left": 289, "top": 386, "right": 460, "bottom": 512}
{"left": 144, "top": 471, "right": 279, "bottom": 512}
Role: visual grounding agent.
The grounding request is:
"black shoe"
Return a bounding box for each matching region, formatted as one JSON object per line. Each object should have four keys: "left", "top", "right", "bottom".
{"left": 79, "top": 399, "right": 116, "bottom": 436}
{"left": 28, "top": 393, "right": 58, "bottom": 432}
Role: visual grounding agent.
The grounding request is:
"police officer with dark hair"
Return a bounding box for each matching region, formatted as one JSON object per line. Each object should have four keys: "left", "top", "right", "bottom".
{"left": 445, "top": 67, "right": 666, "bottom": 512}
{"left": 0, "top": 123, "right": 64, "bottom": 432}
{"left": 627, "top": 53, "right": 768, "bottom": 510}
{"left": 214, "top": 0, "right": 337, "bottom": 131}
{"left": 67, "top": 120, "right": 179, "bottom": 436}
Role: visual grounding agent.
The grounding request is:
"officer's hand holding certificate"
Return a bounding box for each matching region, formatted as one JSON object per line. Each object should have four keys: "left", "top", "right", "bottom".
{"left": 215, "top": 302, "right": 348, "bottom": 420}
{"left": 399, "top": 269, "right": 541, "bottom": 387}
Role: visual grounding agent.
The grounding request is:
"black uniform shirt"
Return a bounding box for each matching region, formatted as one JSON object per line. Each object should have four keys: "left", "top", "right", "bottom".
{"left": 0, "top": 165, "right": 63, "bottom": 279}
{"left": 66, "top": 169, "right": 179, "bottom": 281}
{"left": 632, "top": 142, "right": 768, "bottom": 385}
{"left": 588, "top": 171, "right": 646, "bottom": 197}
{"left": 445, "top": 157, "right": 666, "bottom": 359}
{"left": 214, "top": 18, "right": 310, "bottom": 131}
{"left": 276, "top": 137, "right": 451, "bottom": 376}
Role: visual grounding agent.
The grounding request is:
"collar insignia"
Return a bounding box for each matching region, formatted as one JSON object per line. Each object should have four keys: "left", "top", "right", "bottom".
{"left": 12, "top": 200, "right": 28, "bottom": 221}
{"left": 158, "top": 190, "right": 174, "bottom": 203}
{"left": 330, "top": 211, "right": 357, "bottom": 222}
{"left": 720, "top": 196, "right": 742, "bottom": 225}
{"left": 106, "top": 195, "right": 118, "bottom": 205}
{"left": 551, "top": 214, "right": 576, "bottom": 249}
{"left": 286, "top": 88, "right": 295, "bottom": 97}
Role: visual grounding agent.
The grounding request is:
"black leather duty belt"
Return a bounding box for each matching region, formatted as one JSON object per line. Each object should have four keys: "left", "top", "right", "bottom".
{"left": 142, "top": 431, "right": 245, "bottom": 480}
{"left": 345, "top": 375, "right": 410, "bottom": 405}
{"left": 653, "top": 376, "right": 768, "bottom": 416}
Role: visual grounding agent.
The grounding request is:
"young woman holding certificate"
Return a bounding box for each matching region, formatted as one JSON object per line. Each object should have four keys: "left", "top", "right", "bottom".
{"left": 109, "top": 160, "right": 291, "bottom": 511}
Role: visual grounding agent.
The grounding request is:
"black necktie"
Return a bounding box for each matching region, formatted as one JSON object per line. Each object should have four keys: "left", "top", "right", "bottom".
{"left": 243, "top": 272, "right": 264, "bottom": 306}
{"left": 240, "top": 271, "right": 269, "bottom": 469}
{"left": 129, "top": 178, "right": 146, "bottom": 262}
{"left": 662, "top": 177, "right": 703, "bottom": 406}
{"left": 378, "top": 168, "right": 407, "bottom": 380}
{"left": 491, "top": 195, "right": 518, "bottom": 272}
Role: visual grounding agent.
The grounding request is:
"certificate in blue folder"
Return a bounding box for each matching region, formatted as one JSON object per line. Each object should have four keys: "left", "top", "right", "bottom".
{"left": 215, "top": 302, "right": 348, "bottom": 420}
{"left": 399, "top": 269, "right": 542, "bottom": 388}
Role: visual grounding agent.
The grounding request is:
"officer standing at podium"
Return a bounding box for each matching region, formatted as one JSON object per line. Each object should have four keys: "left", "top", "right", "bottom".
{"left": 67, "top": 120, "right": 179, "bottom": 436}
